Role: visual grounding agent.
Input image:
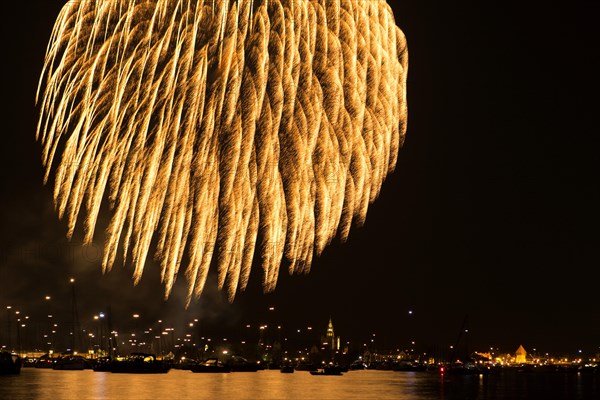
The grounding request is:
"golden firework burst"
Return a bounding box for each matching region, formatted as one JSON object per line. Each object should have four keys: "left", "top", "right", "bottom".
{"left": 37, "top": 0, "right": 408, "bottom": 304}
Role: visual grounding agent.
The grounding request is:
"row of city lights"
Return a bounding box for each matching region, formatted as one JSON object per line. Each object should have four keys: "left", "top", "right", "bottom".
{"left": 2, "top": 297, "right": 596, "bottom": 358}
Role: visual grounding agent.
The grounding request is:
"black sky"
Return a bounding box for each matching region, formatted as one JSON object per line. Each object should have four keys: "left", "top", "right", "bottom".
{"left": 1, "top": 1, "right": 598, "bottom": 355}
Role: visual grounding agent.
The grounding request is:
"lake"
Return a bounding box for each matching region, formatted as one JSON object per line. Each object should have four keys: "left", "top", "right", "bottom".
{"left": 1, "top": 368, "right": 598, "bottom": 399}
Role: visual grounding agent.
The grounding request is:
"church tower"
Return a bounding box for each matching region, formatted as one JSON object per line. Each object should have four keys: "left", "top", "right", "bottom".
{"left": 325, "top": 317, "right": 339, "bottom": 351}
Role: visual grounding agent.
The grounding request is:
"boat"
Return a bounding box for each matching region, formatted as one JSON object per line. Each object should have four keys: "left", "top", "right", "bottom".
{"left": 53, "top": 355, "right": 92, "bottom": 370}
{"left": 21, "top": 357, "right": 38, "bottom": 368}
{"left": 280, "top": 363, "right": 295, "bottom": 373}
{"left": 228, "top": 356, "right": 260, "bottom": 372}
{"left": 375, "top": 361, "right": 395, "bottom": 370}
{"left": 440, "top": 314, "right": 490, "bottom": 376}
{"left": 0, "top": 352, "right": 21, "bottom": 375}
{"left": 170, "top": 358, "right": 198, "bottom": 370}
{"left": 348, "top": 360, "right": 367, "bottom": 370}
{"left": 109, "top": 353, "right": 170, "bottom": 374}
{"left": 34, "top": 354, "right": 56, "bottom": 368}
{"left": 92, "top": 357, "right": 114, "bottom": 372}
{"left": 440, "top": 361, "right": 489, "bottom": 375}
{"left": 310, "top": 364, "right": 344, "bottom": 376}
{"left": 190, "top": 358, "right": 231, "bottom": 373}
{"left": 394, "top": 361, "right": 427, "bottom": 372}
{"left": 295, "top": 361, "right": 318, "bottom": 371}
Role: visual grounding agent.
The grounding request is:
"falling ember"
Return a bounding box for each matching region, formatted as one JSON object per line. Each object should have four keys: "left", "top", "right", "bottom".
{"left": 36, "top": 0, "right": 408, "bottom": 304}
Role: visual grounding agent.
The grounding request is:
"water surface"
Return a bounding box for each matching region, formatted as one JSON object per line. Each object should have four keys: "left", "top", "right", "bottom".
{"left": 1, "top": 368, "right": 598, "bottom": 399}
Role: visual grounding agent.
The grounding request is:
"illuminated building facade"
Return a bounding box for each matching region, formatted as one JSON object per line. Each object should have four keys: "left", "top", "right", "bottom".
{"left": 515, "top": 345, "right": 527, "bottom": 363}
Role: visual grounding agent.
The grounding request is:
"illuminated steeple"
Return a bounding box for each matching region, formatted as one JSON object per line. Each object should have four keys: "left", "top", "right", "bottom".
{"left": 326, "top": 317, "right": 334, "bottom": 340}
{"left": 325, "top": 316, "right": 339, "bottom": 350}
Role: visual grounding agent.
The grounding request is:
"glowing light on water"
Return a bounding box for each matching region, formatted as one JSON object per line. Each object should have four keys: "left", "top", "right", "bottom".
{"left": 37, "top": 0, "right": 408, "bottom": 304}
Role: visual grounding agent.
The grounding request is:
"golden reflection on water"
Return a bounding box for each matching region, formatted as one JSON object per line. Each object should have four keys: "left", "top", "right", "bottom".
{"left": 1, "top": 368, "right": 597, "bottom": 399}
{"left": 3, "top": 369, "right": 439, "bottom": 400}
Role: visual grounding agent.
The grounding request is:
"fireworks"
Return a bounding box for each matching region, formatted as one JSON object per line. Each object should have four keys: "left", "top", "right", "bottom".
{"left": 36, "top": 0, "right": 408, "bottom": 304}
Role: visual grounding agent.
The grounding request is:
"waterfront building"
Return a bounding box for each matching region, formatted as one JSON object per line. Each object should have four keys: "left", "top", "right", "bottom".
{"left": 515, "top": 345, "right": 527, "bottom": 363}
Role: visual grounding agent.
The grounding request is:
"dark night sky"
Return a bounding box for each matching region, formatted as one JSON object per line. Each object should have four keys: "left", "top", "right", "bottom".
{"left": 1, "top": 1, "right": 598, "bottom": 355}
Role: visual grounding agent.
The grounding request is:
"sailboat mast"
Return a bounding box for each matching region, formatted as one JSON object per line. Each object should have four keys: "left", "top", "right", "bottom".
{"left": 69, "top": 278, "right": 81, "bottom": 353}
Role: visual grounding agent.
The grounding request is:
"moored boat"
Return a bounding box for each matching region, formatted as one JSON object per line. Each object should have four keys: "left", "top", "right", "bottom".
{"left": 190, "top": 358, "right": 231, "bottom": 373}
{"left": 394, "top": 361, "right": 427, "bottom": 372}
{"left": 280, "top": 363, "right": 294, "bottom": 373}
{"left": 295, "top": 361, "right": 318, "bottom": 371}
{"left": 228, "top": 356, "right": 260, "bottom": 372}
{"left": 92, "top": 357, "right": 114, "bottom": 372}
{"left": 440, "top": 362, "right": 489, "bottom": 375}
{"left": 310, "top": 364, "right": 344, "bottom": 376}
{"left": 109, "top": 353, "right": 170, "bottom": 374}
{"left": 349, "top": 360, "right": 367, "bottom": 370}
{"left": 53, "top": 355, "right": 92, "bottom": 370}
{"left": 34, "top": 354, "right": 56, "bottom": 368}
{"left": 0, "top": 352, "right": 21, "bottom": 375}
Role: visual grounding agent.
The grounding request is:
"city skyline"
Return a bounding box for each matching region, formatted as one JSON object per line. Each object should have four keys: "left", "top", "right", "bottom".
{"left": 2, "top": 297, "right": 594, "bottom": 364}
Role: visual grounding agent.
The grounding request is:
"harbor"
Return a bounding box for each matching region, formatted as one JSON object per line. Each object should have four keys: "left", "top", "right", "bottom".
{"left": 2, "top": 312, "right": 598, "bottom": 377}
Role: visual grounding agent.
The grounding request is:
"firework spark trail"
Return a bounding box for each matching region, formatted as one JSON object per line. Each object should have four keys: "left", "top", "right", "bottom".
{"left": 37, "top": 0, "right": 408, "bottom": 304}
